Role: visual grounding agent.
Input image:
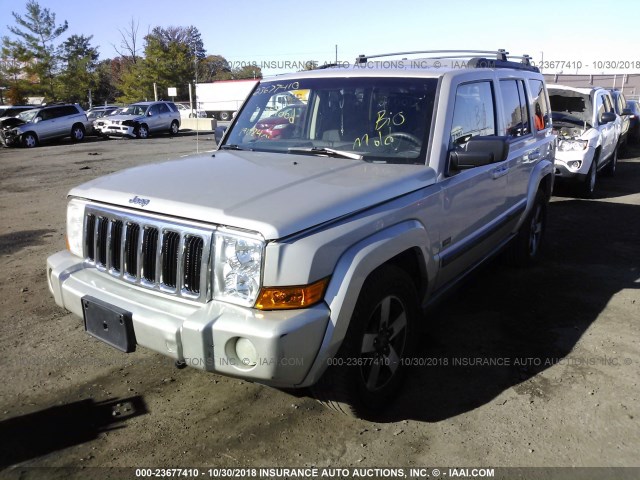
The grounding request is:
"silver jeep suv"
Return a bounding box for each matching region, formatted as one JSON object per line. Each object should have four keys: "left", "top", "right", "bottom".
{"left": 47, "top": 50, "right": 556, "bottom": 418}
{"left": 0, "top": 103, "right": 90, "bottom": 148}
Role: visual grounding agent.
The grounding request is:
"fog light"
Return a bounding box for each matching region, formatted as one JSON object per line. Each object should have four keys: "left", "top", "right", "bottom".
{"left": 235, "top": 338, "right": 258, "bottom": 367}
{"left": 568, "top": 160, "right": 582, "bottom": 170}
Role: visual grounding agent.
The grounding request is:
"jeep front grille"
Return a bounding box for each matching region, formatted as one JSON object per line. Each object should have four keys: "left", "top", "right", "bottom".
{"left": 84, "top": 207, "right": 212, "bottom": 302}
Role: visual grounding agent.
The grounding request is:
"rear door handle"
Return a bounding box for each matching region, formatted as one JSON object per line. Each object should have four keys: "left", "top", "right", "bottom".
{"left": 528, "top": 150, "right": 540, "bottom": 161}
{"left": 492, "top": 165, "right": 509, "bottom": 179}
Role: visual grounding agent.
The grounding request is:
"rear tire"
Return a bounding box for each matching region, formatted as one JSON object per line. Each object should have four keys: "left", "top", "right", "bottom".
{"left": 219, "top": 111, "right": 231, "bottom": 121}
{"left": 311, "top": 265, "right": 417, "bottom": 418}
{"left": 70, "top": 124, "right": 85, "bottom": 142}
{"left": 169, "top": 121, "right": 179, "bottom": 135}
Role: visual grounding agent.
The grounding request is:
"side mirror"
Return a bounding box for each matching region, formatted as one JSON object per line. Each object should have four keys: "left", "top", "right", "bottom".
{"left": 448, "top": 136, "right": 509, "bottom": 171}
{"left": 600, "top": 112, "right": 616, "bottom": 124}
{"left": 33, "top": 117, "right": 41, "bottom": 123}
{"left": 622, "top": 108, "right": 632, "bottom": 116}
{"left": 147, "top": 111, "right": 153, "bottom": 117}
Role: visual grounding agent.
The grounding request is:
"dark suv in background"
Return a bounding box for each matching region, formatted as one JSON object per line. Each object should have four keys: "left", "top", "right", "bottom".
{"left": 0, "top": 103, "right": 90, "bottom": 148}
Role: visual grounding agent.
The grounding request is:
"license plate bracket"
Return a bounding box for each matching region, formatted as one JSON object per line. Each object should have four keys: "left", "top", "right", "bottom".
{"left": 82, "top": 296, "right": 136, "bottom": 353}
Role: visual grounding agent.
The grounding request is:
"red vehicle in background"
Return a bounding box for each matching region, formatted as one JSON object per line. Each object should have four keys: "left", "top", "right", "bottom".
{"left": 253, "top": 104, "right": 307, "bottom": 139}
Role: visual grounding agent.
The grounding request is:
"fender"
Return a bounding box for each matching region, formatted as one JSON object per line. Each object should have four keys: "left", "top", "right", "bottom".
{"left": 299, "top": 220, "right": 433, "bottom": 387}
{"left": 513, "top": 158, "right": 554, "bottom": 232}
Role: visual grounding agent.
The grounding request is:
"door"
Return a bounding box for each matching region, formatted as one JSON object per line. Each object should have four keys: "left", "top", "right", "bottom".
{"left": 436, "top": 80, "right": 509, "bottom": 289}
{"left": 596, "top": 92, "right": 616, "bottom": 165}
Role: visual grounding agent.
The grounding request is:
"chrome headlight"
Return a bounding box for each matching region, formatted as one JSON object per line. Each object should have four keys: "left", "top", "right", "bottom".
{"left": 213, "top": 230, "right": 264, "bottom": 307}
{"left": 558, "top": 139, "right": 587, "bottom": 152}
{"left": 66, "top": 198, "right": 85, "bottom": 258}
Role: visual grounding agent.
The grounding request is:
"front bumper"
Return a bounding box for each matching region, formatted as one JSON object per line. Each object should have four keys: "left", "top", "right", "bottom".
{"left": 96, "top": 124, "right": 136, "bottom": 137}
{"left": 47, "top": 250, "right": 330, "bottom": 387}
{"left": 554, "top": 146, "right": 595, "bottom": 181}
{"left": 0, "top": 130, "right": 20, "bottom": 147}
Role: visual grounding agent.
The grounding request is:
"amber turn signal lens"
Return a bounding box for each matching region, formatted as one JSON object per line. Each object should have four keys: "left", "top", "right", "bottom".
{"left": 255, "top": 277, "right": 329, "bottom": 310}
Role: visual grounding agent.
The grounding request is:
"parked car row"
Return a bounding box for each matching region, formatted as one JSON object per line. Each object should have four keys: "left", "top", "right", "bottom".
{"left": 0, "top": 101, "right": 183, "bottom": 147}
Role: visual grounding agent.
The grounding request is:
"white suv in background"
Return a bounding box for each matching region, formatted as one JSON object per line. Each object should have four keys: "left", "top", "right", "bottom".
{"left": 549, "top": 85, "right": 620, "bottom": 196}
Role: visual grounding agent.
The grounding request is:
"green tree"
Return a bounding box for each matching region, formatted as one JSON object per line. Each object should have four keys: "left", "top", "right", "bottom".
{"left": 232, "top": 65, "right": 262, "bottom": 80}
{"left": 197, "top": 54, "right": 232, "bottom": 82}
{"left": 92, "top": 59, "right": 122, "bottom": 105}
{"left": 2, "top": 0, "right": 68, "bottom": 100}
{"left": 117, "top": 26, "right": 206, "bottom": 103}
{"left": 0, "top": 56, "right": 30, "bottom": 104}
{"left": 56, "top": 34, "right": 99, "bottom": 105}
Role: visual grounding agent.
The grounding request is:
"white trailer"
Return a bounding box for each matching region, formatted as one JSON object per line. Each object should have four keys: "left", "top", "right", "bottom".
{"left": 196, "top": 79, "right": 259, "bottom": 120}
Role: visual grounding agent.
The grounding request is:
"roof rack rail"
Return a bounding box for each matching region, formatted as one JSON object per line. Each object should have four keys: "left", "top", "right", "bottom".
{"left": 355, "top": 49, "right": 538, "bottom": 72}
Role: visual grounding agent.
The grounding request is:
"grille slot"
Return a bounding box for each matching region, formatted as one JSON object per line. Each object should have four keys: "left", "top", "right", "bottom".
{"left": 124, "top": 223, "right": 140, "bottom": 277}
{"left": 184, "top": 236, "right": 204, "bottom": 294}
{"left": 83, "top": 207, "right": 212, "bottom": 302}
{"left": 161, "top": 231, "right": 180, "bottom": 288}
{"left": 111, "top": 220, "right": 123, "bottom": 272}
{"left": 86, "top": 214, "right": 96, "bottom": 260}
{"left": 96, "top": 217, "right": 109, "bottom": 267}
{"left": 142, "top": 227, "right": 159, "bottom": 282}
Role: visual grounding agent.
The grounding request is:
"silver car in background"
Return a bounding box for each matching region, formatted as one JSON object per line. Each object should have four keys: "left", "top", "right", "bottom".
{"left": 95, "top": 101, "right": 180, "bottom": 139}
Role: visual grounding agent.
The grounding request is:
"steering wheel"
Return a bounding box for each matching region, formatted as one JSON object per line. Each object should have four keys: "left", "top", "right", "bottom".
{"left": 386, "top": 132, "right": 422, "bottom": 149}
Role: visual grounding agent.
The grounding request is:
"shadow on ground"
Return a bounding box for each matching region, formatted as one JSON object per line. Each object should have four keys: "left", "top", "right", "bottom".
{"left": 376, "top": 157, "right": 640, "bottom": 422}
{"left": 0, "top": 396, "right": 147, "bottom": 467}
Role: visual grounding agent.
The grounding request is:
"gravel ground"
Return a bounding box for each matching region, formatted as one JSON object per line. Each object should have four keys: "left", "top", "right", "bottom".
{"left": 0, "top": 134, "right": 638, "bottom": 479}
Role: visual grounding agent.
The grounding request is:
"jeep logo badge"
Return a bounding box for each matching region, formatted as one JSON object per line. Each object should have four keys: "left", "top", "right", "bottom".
{"left": 129, "top": 196, "right": 150, "bottom": 207}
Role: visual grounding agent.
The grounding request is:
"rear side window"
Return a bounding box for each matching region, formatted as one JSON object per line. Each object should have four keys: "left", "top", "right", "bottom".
{"left": 62, "top": 106, "right": 79, "bottom": 116}
{"left": 499, "top": 79, "right": 530, "bottom": 137}
{"left": 450, "top": 81, "right": 496, "bottom": 146}
{"left": 528, "top": 79, "right": 551, "bottom": 130}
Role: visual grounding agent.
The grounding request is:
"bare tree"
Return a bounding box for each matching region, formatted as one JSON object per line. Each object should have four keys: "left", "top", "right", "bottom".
{"left": 113, "top": 17, "right": 140, "bottom": 64}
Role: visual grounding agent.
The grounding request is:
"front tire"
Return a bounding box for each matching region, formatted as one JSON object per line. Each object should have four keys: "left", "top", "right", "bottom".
{"left": 22, "top": 132, "right": 38, "bottom": 148}
{"left": 135, "top": 124, "right": 149, "bottom": 139}
{"left": 311, "top": 265, "right": 417, "bottom": 418}
{"left": 219, "top": 111, "right": 231, "bottom": 121}
{"left": 602, "top": 147, "right": 617, "bottom": 177}
{"left": 579, "top": 157, "right": 598, "bottom": 198}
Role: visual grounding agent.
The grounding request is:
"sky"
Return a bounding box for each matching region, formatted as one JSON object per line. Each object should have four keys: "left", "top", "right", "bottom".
{"left": 2, "top": 0, "right": 639, "bottom": 76}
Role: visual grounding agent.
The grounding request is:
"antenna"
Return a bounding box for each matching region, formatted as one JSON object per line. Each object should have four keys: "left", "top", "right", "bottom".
{"left": 194, "top": 44, "right": 199, "bottom": 154}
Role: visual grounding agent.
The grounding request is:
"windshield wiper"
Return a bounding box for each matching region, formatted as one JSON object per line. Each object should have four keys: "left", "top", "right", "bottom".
{"left": 220, "top": 144, "right": 247, "bottom": 151}
{"left": 287, "top": 147, "right": 363, "bottom": 160}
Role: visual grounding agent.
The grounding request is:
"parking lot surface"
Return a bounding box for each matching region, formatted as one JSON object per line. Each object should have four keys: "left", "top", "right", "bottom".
{"left": 0, "top": 135, "right": 638, "bottom": 475}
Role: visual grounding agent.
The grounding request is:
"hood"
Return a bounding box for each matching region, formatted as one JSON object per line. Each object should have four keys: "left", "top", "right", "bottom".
{"left": 69, "top": 151, "right": 436, "bottom": 240}
{"left": 101, "top": 114, "right": 144, "bottom": 123}
{"left": 0, "top": 117, "right": 26, "bottom": 129}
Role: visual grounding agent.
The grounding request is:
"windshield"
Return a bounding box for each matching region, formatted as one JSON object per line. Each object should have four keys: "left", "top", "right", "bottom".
{"left": 120, "top": 104, "right": 149, "bottom": 116}
{"left": 17, "top": 109, "right": 39, "bottom": 122}
{"left": 548, "top": 89, "right": 593, "bottom": 128}
{"left": 224, "top": 77, "right": 438, "bottom": 164}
